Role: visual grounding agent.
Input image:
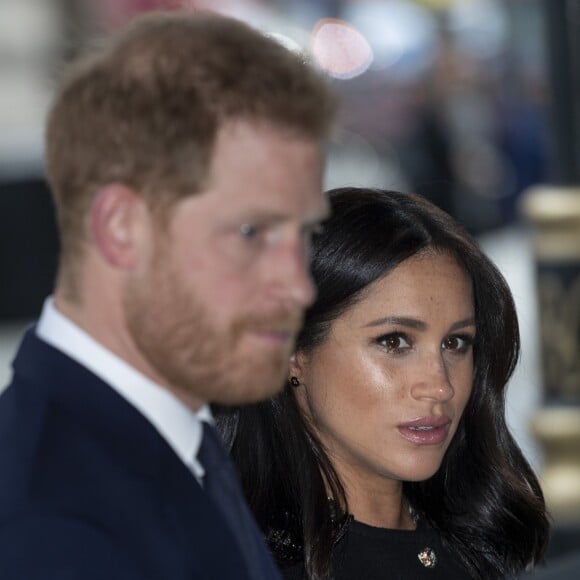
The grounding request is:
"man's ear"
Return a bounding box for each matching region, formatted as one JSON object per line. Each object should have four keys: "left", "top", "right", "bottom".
{"left": 89, "top": 183, "right": 147, "bottom": 269}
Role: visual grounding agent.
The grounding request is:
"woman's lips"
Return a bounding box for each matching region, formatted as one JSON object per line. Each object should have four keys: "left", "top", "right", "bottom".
{"left": 397, "top": 416, "right": 451, "bottom": 445}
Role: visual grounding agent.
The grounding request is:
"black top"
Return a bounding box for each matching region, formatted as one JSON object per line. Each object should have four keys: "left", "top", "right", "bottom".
{"left": 281, "top": 518, "right": 472, "bottom": 580}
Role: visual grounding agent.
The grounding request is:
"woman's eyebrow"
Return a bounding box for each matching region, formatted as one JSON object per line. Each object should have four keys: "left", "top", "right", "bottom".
{"left": 364, "top": 316, "right": 476, "bottom": 331}
{"left": 450, "top": 317, "right": 476, "bottom": 331}
{"left": 364, "top": 316, "right": 426, "bottom": 330}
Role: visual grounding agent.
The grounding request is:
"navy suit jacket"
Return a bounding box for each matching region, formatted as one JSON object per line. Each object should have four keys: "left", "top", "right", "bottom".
{"left": 0, "top": 329, "right": 280, "bottom": 579}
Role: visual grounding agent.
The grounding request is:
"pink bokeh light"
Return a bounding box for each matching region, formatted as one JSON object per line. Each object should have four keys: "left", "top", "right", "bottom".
{"left": 311, "top": 18, "right": 373, "bottom": 80}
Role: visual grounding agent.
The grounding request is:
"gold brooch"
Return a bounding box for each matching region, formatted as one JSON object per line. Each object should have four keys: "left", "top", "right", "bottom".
{"left": 417, "top": 546, "right": 437, "bottom": 568}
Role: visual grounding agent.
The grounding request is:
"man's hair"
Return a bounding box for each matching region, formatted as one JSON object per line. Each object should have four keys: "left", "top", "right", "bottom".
{"left": 45, "top": 10, "right": 337, "bottom": 275}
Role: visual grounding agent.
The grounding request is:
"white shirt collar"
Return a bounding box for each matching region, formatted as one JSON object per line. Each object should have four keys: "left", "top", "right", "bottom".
{"left": 36, "top": 297, "right": 210, "bottom": 483}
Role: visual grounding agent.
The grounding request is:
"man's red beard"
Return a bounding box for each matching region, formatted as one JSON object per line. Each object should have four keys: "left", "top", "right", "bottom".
{"left": 124, "top": 268, "right": 304, "bottom": 407}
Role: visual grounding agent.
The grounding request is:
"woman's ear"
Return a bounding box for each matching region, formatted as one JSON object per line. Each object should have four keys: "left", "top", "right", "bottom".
{"left": 289, "top": 351, "right": 308, "bottom": 385}
{"left": 289, "top": 351, "right": 312, "bottom": 417}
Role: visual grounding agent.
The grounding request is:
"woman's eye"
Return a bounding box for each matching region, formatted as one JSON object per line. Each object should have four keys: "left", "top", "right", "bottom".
{"left": 377, "top": 333, "right": 411, "bottom": 352}
{"left": 442, "top": 335, "right": 473, "bottom": 353}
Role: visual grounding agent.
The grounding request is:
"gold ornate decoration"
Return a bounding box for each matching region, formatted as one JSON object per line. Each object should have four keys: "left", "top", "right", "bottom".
{"left": 531, "top": 407, "right": 580, "bottom": 521}
{"left": 520, "top": 185, "right": 580, "bottom": 523}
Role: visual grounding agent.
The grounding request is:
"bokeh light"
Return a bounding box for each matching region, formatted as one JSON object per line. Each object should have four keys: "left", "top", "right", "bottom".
{"left": 342, "top": 0, "right": 438, "bottom": 80}
{"left": 310, "top": 18, "right": 373, "bottom": 80}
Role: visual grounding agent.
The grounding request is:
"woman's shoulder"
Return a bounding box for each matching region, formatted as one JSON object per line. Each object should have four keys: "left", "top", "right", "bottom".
{"left": 280, "top": 519, "right": 473, "bottom": 580}
{"left": 344, "top": 519, "right": 471, "bottom": 578}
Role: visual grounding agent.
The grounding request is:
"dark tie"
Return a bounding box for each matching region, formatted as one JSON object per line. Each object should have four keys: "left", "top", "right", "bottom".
{"left": 198, "top": 422, "right": 278, "bottom": 580}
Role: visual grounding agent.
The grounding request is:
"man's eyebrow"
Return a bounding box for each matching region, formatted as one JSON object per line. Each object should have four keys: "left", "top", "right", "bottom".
{"left": 236, "top": 211, "right": 288, "bottom": 223}
{"left": 235, "top": 207, "right": 330, "bottom": 226}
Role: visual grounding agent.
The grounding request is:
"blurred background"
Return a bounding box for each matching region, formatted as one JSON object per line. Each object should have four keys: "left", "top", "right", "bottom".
{"left": 1, "top": 0, "right": 579, "bottom": 562}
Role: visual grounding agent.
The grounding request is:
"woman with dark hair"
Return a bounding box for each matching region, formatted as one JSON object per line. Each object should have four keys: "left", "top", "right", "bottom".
{"left": 217, "top": 187, "right": 549, "bottom": 580}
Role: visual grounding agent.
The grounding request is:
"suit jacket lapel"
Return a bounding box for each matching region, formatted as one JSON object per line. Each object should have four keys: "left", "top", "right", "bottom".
{"left": 12, "top": 329, "right": 254, "bottom": 579}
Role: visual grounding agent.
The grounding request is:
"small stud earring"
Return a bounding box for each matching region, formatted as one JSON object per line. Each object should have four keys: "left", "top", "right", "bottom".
{"left": 290, "top": 376, "right": 300, "bottom": 387}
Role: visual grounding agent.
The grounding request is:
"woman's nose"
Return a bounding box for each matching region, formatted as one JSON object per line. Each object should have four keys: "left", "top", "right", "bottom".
{"left": 410, "top": 353, "right": 455, "bottom": 403}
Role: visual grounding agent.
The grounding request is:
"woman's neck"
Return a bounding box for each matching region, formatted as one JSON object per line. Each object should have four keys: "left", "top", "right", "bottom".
{"left": 338, "top": 470, "right": 416, "bottom": 531}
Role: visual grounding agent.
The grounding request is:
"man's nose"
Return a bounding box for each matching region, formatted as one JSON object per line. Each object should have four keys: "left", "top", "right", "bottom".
{"left": 269, "top": 238, "right": 317, "bottom": 308}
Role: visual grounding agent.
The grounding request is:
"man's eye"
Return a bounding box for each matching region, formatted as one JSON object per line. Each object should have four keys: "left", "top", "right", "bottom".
{"left": 309, "top": 222, "right": 325, "bottom": 237}
{"left": 239, "top": 224, "right": 259, "bottom": 239}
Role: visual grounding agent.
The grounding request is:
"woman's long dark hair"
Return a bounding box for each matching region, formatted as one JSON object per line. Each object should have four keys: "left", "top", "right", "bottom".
{"left": 217, "top": 188, "right": 549, "bottom": 579}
